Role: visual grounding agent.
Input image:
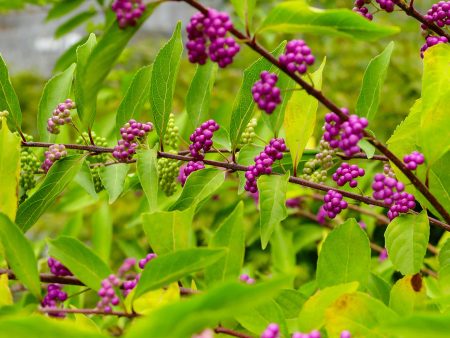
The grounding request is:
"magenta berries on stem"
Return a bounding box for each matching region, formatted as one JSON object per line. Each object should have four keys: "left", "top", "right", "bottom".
{"left": 353, "top": 0, "right": 373, "bottom": 20}
{"left": 387, "top": 192, "right": 416, "bottom": 220}
{"left": 279, "top": 40, "right": 315, "bottom": 75}
{"left": 340, "top": 330, "right": 352, "bottom": 338}
{"left": 332, "top": 163, "right": 365, "bottom": 188}
{"left": 239, "top": 273, "right": 255, "bottom": 284}
{"left": 186, "top": 9, "right": 240, "bottom": 67}
{"left": 403, "top": 151, "right": 425, "bottom": 170}
{"left": 112, "top": 0, "right": 146, "bottom": 29}
{"left": 47, "top": 99, "right": 75, "bottom": 134}
{"left": 323, "top": 109, "right": 368, "bottom": 157}
{"left": 375, "top": 0, "right": 395, "bottom": 12}
{"left": 113, "top": 120, "right": 153, "bottom": 162}
{"left": 41, "top": 284, "right": 68, "bottom": 317}
{"left": 189, "top": 119, "right": 220, "bottom": 160}
{"left": 41, "top": 144, "right": 67, "bottom": 173}
{"left": 48, "top": 257, "right": 72, "bottom": 277}
{"left": 97, "top": 274, "right": 121, "bottom": 313}
{"left": 323, "top": 190, "right": 348, "bottom": 219}
{"left": 292, "top": 330, "right": 321, "bottom": 338}
{"left": 179, "top": 161, "right": 205, "bottom": 186}
{"left": 139, "top": 253, "right": 157, "bottom": 269}
{"left": 261, "top": 323, "right": 280, "bottom": 338}
{"left": 420, "top": 36, "right": 448, "bottom": 58}
{"left": 379, "top": 248, "right": 388, "bottom": 262}
{"left": 423, "top": 1, "right": 450, "bottom": 29}
{"left": 252, "top": 71, "right": 282, "bottom": 114}
{"left": 244, "top": 138, "right": 286, "bottom": 193}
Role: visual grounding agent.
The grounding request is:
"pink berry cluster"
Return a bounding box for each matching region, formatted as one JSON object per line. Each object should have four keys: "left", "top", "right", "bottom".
{"left": 244, "top": 138, "right": 286, "bottom": 193}
{"left": 316, "top": 206, "right": 327, "bottom": 225}
{"left": 423, "top": 1, "right": 450, "bottom": 29}
{"left": 371, "top": 174, "right": 416, "bottom": 220}
{"left": 292, "top": 330, "right": 321, "bottom": 338}
{"left": 189, "top": 120, "right": 220, "bottom": 160}
{"left": 403, "top": 151, "right": 425, "bottom": 170}
{"left": 186, "top": 9, "right": 240, "bottom": 68}
{"left": 340, "top": 331, "right": 352, "bottom": 338}
{"left": 97, "top": 274, "right": 121, "bottom": 313}
{"left": 379, "top": 248, "right": 388, "bottom": 262}
{"left": 286, "top": 197, "right": 301, "bottom": 209}
{"left": 178, "top": 161, "right": 205, "bottom": 186}
{"left": 261, "top": 323, "right": 280, "bottom": 338}
{"left": 111, "top": 0, "right": 146, "bottom": 29}
{"left": 375, "top": 0, "right": 395, "bottom": 12}
{"left": 332, "top": 163, "right": 365, "bottom": 188}
{"left": 323, "top": 108, "right": 368, "bottom": 156}
{"left": 353, "top": 0, "right": 373, "bottom": 20}
{"left": 113, "top": 120, "right": 153, "bottom": 162}
{"left": 420, "top": 36, "right": 448, "bottom": 58}
{"left": 252, "top": 71, "right": 282, "bottom": 115}
{"left": 41, "top": 144, "right": 67, "bottom": 173}
{"left": 41, "top": 284, "right": 68, "bottom": 317}
{"left": 239, "top": 273, "right": 255, "bottom": 284}
{"left": 139, "top": 253, "right": 157, "bottom": 269}
{"left": 323, "top": 190, "right": 348, "bottom": 219}
{"left": 47, "top": 99, "right": 75, "bottom": 134}
{"left": 279, "top": 40, "right": 315, "bottom": 75}
{"left": 48, "top": 257, "right": 72, "bottom": 277}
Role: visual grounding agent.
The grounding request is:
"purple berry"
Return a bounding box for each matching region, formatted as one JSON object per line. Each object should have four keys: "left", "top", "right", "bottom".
{"left": 41, "top": 144, "right": 67, "bottom": 173}
{"left": 332, "top": 162, "right": 365, "bottom": 188}
{"left": 188, "top": 119, "right": 220, "bottom": 160}
{"left": 112, "top": 0, "right": 146, "bottom": 29}
{"left": 286, "top": 197, "right": 301, "bottom": 209}
{"left": 422, "top": 1, "right": 450, "bottom": 30}
{"left": 178, "top": 161, "right": 205, "bottom": 186}
{"left": 48, "top": 257, "right": 72, "bottom": 277}
{"left": 403, "top": 151, "right": 425, "bottom": 170}
{"left": 375, "top": 0, "right": 395, "bottom": 12}
{"left": 261, "top": 323, "right": 280, "bottom": 338}
{"left": 47, "top": 99, "right": 75, "bottom": 134}
{"left": 279, "top": 39, "right": 315, "bottom": 75}
{"left": 420, "top": 35, "right": 448, "bottom": 58}
{"left": 252, "top": 71, "right": 282, "bottom": 114}
{"left": 240, "top": 273, "right": 255, "bottom": 284}
{"left": 379, "top": 248, "right": 388, "bottom": 262}
{"left": 323, "top": 190, "right": 348, "bottom": 219}
{"left": 340, "top": 330, "right": 352, "bottom": 338}
{"left": 113, "top": 120, "right": 153, "bottom": 162}
{"left": 41, "top": 283, "right": 67, "bottom": 317}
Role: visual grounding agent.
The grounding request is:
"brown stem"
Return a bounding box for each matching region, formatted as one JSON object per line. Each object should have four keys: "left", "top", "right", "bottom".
{"left": 175, "top": 0, "right": 450, "bottom": 225}
{"left": 39, "top": 307, "right": 137, "bottom": 318}
{"left": 214, "top": 327, "right": 252, "bottom": 338}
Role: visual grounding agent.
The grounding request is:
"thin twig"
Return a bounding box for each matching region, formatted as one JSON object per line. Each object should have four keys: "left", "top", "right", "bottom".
{"left": 39, "top": 307, "right": 137, "bottom": 318}
{"left": 214, "top": 327, "right": 252, "bottom": 338}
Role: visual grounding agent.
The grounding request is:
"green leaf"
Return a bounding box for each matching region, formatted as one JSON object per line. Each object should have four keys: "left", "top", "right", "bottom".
{"left": 316, "top": 218, "right": 371, "bottom": 289}
{"left": 116, "top": 65, "right": 152, "bottom": 132}
{"left": 258, "top": 173, "right": 289, "bottom": 249}
{"left": 230, "top": 0, "right": 256, "bottom": 31}
{"left": 46, "top": 0, "right": 84, "bottom": 21}
{"left": 298, "top": 282, "right": 359, "bottom": 332}
{"left": 136, "top": 148, "right": 158, "bottom": 212}
{"left": 134, "top": 248, "right": 226, "bottom": 298}
{"left": 270, "top": 224, "right": 296, "bottom": 276}
{"left": 37, "top": 63, "right": 75, "bottom": 141}
{"left": 259, "top": 1, "right": 399, "bottom": 40}
{"left": 169, "top": 168, "right": 225, "bottom": 212}
{"left": 16, "top": 155, "right": 84, "bottom": 232}
{"left": 186, "top": 62, "right": 217, "bottom": 129}
{"left": 48, "top": 236, "right": 112, "bottom": 290}
{"left": 229, "top": 42, "right": 285, "bottom": 149}
{"left": 74, "top": 160, "right": 98, "bottom": 199}
{"left": 389, "top": 275, "right": 427, "bottom": 316}
{"left": 0, "top": 214, "right": 40, "bottom": 298}
{"left": 236, "top": 300, "right": 288, "bottom": 337}
{"left": 356, "top": 42, "right": 394, "bottom": 122}
{"left": 0, "top": 315, "right": 107, "bottom": 338}
{"left": 367, "top": 273, "right": 391, "bottom": 305}
{"left": 325, "top": 292, "right": 398, "bottom": 337}
{"left": 142, "top": 207, "right": 194, "bottom": 255}
{"left": 0, "top": 274, "right": 12, "bottom": 306}
{"left": 0, "top": 121, "right": 20, "bottom": 220}
{"left": 91, "top": 200, "right": 113, "bottom": 262}
{"left": 54, "top": 35, "right": 89, "bottom": 73}
{"left": 55, "top": 9, "right": 96, "bottom": 39}
{"left": 150, "top": 22, "right": 183, "bottom": 139}
{"left": 100, "top": 163, "right": 129, "bottom": 204}
{"left": 284, "top": 58, "right": 325, "bottom": 169}
{"left": 76, "top": 3, "right": 158, "bottom": 129}
{"left": 126, "top": 278, "right": 287, "bottom": 338}
{"left": 380, "top": 313, "right": 450, "bottom": 338}
{"left": 205, "top": 202, "right": 245, "bottom": 284}
{"left": 385, "top": 210, "right": 430, "bottom": 275}
{"left": 419, "top": 44, "right": 450, "bottom": 166}
{"left": 0, "top": 54, "right": 22, "bottom": 130}
{"left": 274, "top": 289, "right": 306, "bottom": 318}
{"left": 358, "top": 139, "right": 376, "bottom": 159}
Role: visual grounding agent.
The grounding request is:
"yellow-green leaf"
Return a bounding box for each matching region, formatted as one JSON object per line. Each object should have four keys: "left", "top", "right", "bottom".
{"left": 0, "top": 274, "right": 13, "bottom": 306}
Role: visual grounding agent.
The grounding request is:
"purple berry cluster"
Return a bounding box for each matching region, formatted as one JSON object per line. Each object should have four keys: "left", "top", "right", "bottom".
{"left": 186, "top": 9, "right": 240, "bottom": 68}
{"left": 317, "top": 206, "right": 327, "bottom": 225}
{"left": 323, "top": 190, "right": 348, "bottom": 219}
{"left": 332, "top": 163, "right": 365, "bottom": 188}
{"left": 279, "top": 40, "right": 315, "bottom": 75}
{"left": 292, "top": 330, "right": 321, "bottom": 338}
{"left": 423, "top": 1, "right": 450, "bottom": 29}
{"left": 340, "top": 331, "right": 352, "bottom": 338}
{"left": 403, "top": 151, "right": 425, "bottom": 170}
{"left": 379, "top": 248, "right": 388, "bottom": 262}
{"left": 41, "top": 284, "right": 68, "bottom": 317}
{"left": 139, "top": 253, "right": 157, "bottom": 269}
{"left": 420, "top": 36, "right": 448, "bottom": 58}
{"left": 252, "top": 71, "right": 282, "bottom": 114}
{"left": 261, "top": 323, "right": 280, "bottom": 338}
{"left": 179, "top": 161, "right": 205, "bottom": 186}
{"left": 286, "top": 197, "right": 301, "bottom": 209}
{"left": 387, "top": 192, "right": 416, "bottom": 220}
{"left": 189, "top": 120, "right": 220, "bottom": 160}
{"left": 244, "top": 138, "right": 286, "bottom": 193}
{"left": 375, "top": 0, "right": 395, "bottom": 12}
{"left": 47, "top": 99, "right": 75, "bottom": 134}
{"left": 113, "top": 120, "right": 153, "bottom": 162}
{"left": 239, "top": 273, "right": 255, "bottom": 284}
{"left": 111, "top": 0, "right": 146, "bottom": 29}
{"left": 48, "top": 257, "right": 72, "bottom": 277}
{"left": 97, "top": 274, "right": 121, "bottom": 313}
{"left": 41, "top": 144, "right": 67, "bottom": 173}
{"left": 353, "top": 0, "right": 373, "bottom": 20}
{"left": 323, "top": 109, "right": 368, "bottom": 156}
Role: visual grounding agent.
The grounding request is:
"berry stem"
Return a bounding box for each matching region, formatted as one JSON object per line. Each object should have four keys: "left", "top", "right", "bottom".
{"left": 214, "top": 327, "right": 252, "bottom": 338}
{"left": 39, "top": 307, "right": 137, "bottom": 318}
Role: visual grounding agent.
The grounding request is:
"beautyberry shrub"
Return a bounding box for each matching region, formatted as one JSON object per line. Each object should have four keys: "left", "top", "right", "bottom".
{"left": 252, "top": 71, "right": 282, "bottom": 114}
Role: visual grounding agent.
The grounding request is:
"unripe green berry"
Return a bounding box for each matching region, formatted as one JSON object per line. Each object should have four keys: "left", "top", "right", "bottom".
{"left": 163, "top": 113, "right": 179, "bottom": 149}
{"left": 239, "top": 118, "right": 257, "bottom": 147}
{"left": 157, "top": 151, "right": 181, "bottom": 196}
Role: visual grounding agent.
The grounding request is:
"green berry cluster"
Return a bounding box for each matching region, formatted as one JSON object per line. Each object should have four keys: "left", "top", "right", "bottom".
{"left": 301, "top": 140, "right": 336, "bottom": 183}
{"left": 19, "top": 134, "right": 40, "bottom": 201}
{"left": 239, "top": 118, "right": 257, "bottom": 147}
{"left": 76, "top": 132, "right": 108, "bottom": 192}
{"left": 163, "top": 113, "right": 179, "bottom": 150}
{"left": 158, "top": 151, "right": 180, "bottom": 196}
